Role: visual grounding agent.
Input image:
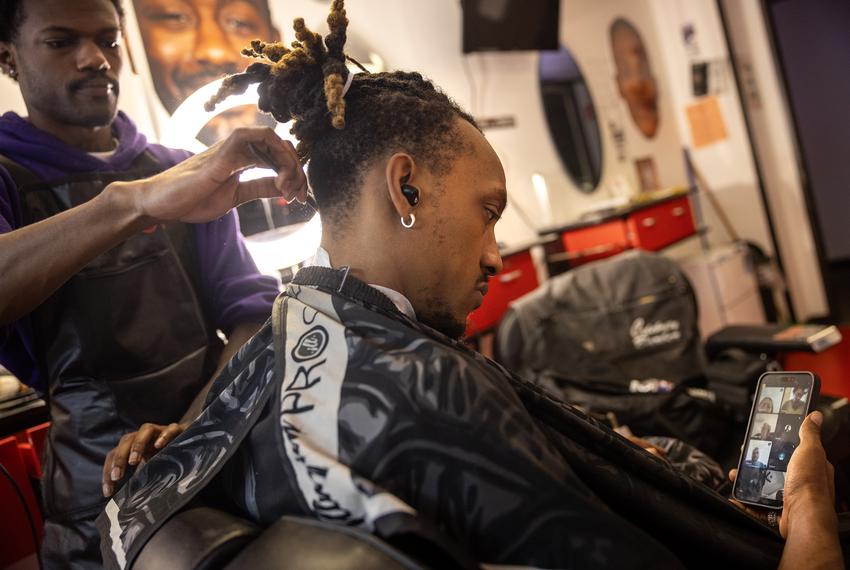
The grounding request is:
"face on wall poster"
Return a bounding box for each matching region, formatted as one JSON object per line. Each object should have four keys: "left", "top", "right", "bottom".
{"left": 132, "top": 0, "right": 280, "bottom": 146}
{"left": 609, "top": 17, "right": 659, "bottom": 139}
{"left": 129, "top": 0, "right": 319, "bottom": 238}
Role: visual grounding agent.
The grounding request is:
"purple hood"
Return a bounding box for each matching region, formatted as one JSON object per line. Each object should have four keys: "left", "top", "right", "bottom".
{"left": 0, "top": 111, "right": 186, "bottom": 179}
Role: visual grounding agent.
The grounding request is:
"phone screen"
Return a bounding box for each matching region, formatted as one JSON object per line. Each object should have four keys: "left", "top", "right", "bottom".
{"left": 732, "top": 371, "right": 819, "bottom": 509}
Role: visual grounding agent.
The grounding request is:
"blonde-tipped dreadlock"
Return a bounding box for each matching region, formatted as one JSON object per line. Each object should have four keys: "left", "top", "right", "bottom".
{"left": 205, "top": 0, "right": 351, "bottom": 161}
{"left": 206, "top": 0, "right": 477, "bottom": 226}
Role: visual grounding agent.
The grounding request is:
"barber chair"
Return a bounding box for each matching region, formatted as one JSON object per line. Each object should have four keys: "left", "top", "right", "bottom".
{"left": 135, "top": 507, "right": 432, "bottom": 570}
{"left": 494, "top": 250, "right": 845, "bottom": 468}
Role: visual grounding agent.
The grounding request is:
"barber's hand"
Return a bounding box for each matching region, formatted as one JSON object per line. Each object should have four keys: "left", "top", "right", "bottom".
{"left": 728, "top": 412, "right": 836, "bottom": 538}
{"left": 101, "top": 422, "right": 188, "bottom": 497}
{"left": 116, "top": 127, "right": 308, "bottom": 224}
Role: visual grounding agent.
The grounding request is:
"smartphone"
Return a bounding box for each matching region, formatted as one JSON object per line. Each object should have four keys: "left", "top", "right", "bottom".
{"left": 732, "top": 371, "right": 820, "bottom": 509}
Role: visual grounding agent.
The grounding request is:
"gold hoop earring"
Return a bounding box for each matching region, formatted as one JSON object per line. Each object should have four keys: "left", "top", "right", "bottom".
{"left": 401, "top": 213, "right": 416, "bottom": 229}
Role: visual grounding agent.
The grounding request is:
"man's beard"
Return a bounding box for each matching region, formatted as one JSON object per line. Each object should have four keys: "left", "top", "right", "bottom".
{"left": 419, "top": 309, "right": 467, "bottom": 340}
{"left": 65, "top": 100, "right": 119, "bottom": 128}
{"left": 65, "top": 72, "right": 120, "bottom": 127}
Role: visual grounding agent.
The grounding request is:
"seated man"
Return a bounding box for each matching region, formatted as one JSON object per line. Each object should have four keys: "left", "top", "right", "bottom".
{"left": 97, "top": 2, "right": 843, "bottom": 568}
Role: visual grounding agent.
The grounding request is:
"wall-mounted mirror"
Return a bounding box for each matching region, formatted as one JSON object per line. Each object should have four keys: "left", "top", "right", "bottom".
{"left": 539, "top": 45, "right": 602, "bottom": 193}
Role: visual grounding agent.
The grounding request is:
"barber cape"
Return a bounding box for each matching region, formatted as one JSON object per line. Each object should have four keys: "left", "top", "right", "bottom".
{"left": 98, "top": 267, "right": 783, "bottom": 569}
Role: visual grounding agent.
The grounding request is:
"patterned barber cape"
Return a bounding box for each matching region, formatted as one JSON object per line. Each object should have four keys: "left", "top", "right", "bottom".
{"left": 98, "top": 267, "right": 783, "bottom": 570}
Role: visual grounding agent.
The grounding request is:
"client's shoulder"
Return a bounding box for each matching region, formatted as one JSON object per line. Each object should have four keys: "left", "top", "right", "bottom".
{"left": 342, "top": 306, "right": 523, "bottom": 410}
{"left": 204, "top": 319, "right": 275, "bottom": 407}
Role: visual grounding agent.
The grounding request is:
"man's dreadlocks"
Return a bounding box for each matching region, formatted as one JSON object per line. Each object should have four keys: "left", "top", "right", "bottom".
{"left": 0, "top": 0, "right": 125, "bottom": 43}
{"left": 206, "top": 0, "right": 477, "bottom": 224}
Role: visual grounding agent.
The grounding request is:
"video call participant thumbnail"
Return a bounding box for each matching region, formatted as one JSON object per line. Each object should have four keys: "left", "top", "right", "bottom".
{"left": 736, "top": 471, "right": 764, "bottom": 502}
{"left": 760, "top": 470, "right": 785, "bottom": 501}
{"left": 776, "top": 412, "right": 804, "bottom": 442}
{"left": 781, "top": 386, "right": 808, "bottom": 414}
{"left": 768, "top": 439, "right": 796, "bottom": 471}
{"left": 737, "top": 441, "right": 770, "bottom": 501}
{"left": 749, "top": 412, "right": 778, "bottom": 440}
{"left": 756, "top": 386, "right": 784, "bottom": 413}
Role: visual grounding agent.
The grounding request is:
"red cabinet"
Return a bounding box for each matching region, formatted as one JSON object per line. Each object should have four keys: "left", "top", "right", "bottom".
{"left": 550, "top": 194, "right": 697, "bottom": 268}
{"left": 560, "top": 220, "right": 630, "bottom": 265}
{"left": 467, "top": 248, "right": 539, "bottom": 335}
{"left": 626, "top": 196, "right": 695, "bottom": 251}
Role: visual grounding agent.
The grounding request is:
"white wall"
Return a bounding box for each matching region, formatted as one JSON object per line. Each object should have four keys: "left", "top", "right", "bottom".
{"left": 649, "top": 0, "right": 829, "bottom": 320}
{"left": 720, "top": 0, "right": 828, "bottom": 320}
{"left": 649, "top": 0, "right": 774, "bottom": 254}
{"left": 563, "top": 0, "right": 688, "bottom": 194}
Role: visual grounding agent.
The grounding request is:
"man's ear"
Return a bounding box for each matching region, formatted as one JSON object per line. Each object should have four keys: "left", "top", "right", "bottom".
{"left": 0, "top": 42, "right": 18, "bottom": 81}
{"left": 384, "top": 152, "right": 419, "bottom": 220}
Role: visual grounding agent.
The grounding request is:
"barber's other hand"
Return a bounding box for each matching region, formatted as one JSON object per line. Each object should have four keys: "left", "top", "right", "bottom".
{"left": 102, "top": 422, "right": 188, "bottom": 497}
{"left": 114, "top": 127, "right": 308, "bottom": 224}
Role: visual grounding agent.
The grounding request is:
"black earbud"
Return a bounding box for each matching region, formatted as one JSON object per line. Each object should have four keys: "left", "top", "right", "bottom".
{"left": 401, "top": 184, "right": 420, "bottom": 207}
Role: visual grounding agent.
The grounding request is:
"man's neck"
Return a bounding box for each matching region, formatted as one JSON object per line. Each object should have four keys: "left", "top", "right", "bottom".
{"left": 320, "top": 236, "right": 405, "bottom": 297}
{"left": 25, "top": 110, "right": 115, "bottom": 152}
{"left": 314, "top": 245, "right": 416, "bottom": 319}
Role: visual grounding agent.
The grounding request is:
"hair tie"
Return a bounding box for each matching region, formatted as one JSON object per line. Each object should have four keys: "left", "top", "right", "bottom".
{"left": 342, "top": 71, "right": 355, "bottom": 98}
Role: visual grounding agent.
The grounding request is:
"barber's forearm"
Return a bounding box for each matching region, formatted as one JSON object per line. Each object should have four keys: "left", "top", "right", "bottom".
{"left": 0, "top": 181, "right": 150, "bottom": 325}
{"left": 179, "top": 321, "right": 264, "bottom": 423}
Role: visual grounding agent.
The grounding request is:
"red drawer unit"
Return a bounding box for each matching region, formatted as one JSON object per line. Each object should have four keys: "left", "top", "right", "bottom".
{"left": 467, "top": 248, "right": 539, "bottom": 335}
{"left": 560, "top": 220, "right": 630, "bottom": 266}
{"left": 544, "top": 193, "right": 697, "bottom": 270}
{"left": 626, "top": 196, "right": 695, "bottom": 251}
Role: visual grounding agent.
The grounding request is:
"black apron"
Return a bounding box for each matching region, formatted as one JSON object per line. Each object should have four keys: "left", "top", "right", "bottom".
{"left": 1, "top": 152, "right": 222, "bottom": 567}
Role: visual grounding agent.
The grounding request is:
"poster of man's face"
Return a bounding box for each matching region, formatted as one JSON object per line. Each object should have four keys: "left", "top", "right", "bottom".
{"left": 132, "top": 0, "right": 280, "bottom": 145}
{"left": 609, "top": 18, "right": 658, "bottom": 139}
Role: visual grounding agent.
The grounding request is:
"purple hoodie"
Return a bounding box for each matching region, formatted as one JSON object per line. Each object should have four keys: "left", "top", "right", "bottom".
{"left": 0, "top": 111, "right": 279, "bottom": 389}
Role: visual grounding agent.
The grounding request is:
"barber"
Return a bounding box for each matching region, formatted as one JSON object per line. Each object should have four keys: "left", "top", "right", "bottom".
{"left": 0, "top": 0, "right": 305, "bottom": 567}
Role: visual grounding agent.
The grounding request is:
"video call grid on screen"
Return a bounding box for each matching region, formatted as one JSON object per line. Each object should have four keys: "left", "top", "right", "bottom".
{"left": 740, "top": 381, "right": 810, "bottom": 504}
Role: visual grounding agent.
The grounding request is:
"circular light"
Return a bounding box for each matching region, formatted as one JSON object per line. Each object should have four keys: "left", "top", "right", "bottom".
{"left": 161, "top": 78, "right": 298, "bottom": 165}
{"left": 161, "top": 78, "right": 321, "bottom": 278}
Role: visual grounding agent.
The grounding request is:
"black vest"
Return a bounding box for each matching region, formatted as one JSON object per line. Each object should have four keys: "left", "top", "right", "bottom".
{"left": 1, "top": 152, "right": 223, "bottom": 521}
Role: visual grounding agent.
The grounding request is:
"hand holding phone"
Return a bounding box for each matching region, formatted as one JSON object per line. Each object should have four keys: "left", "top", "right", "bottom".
{"left": 732, "top": 371, "right": 820, "bottom": 509}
